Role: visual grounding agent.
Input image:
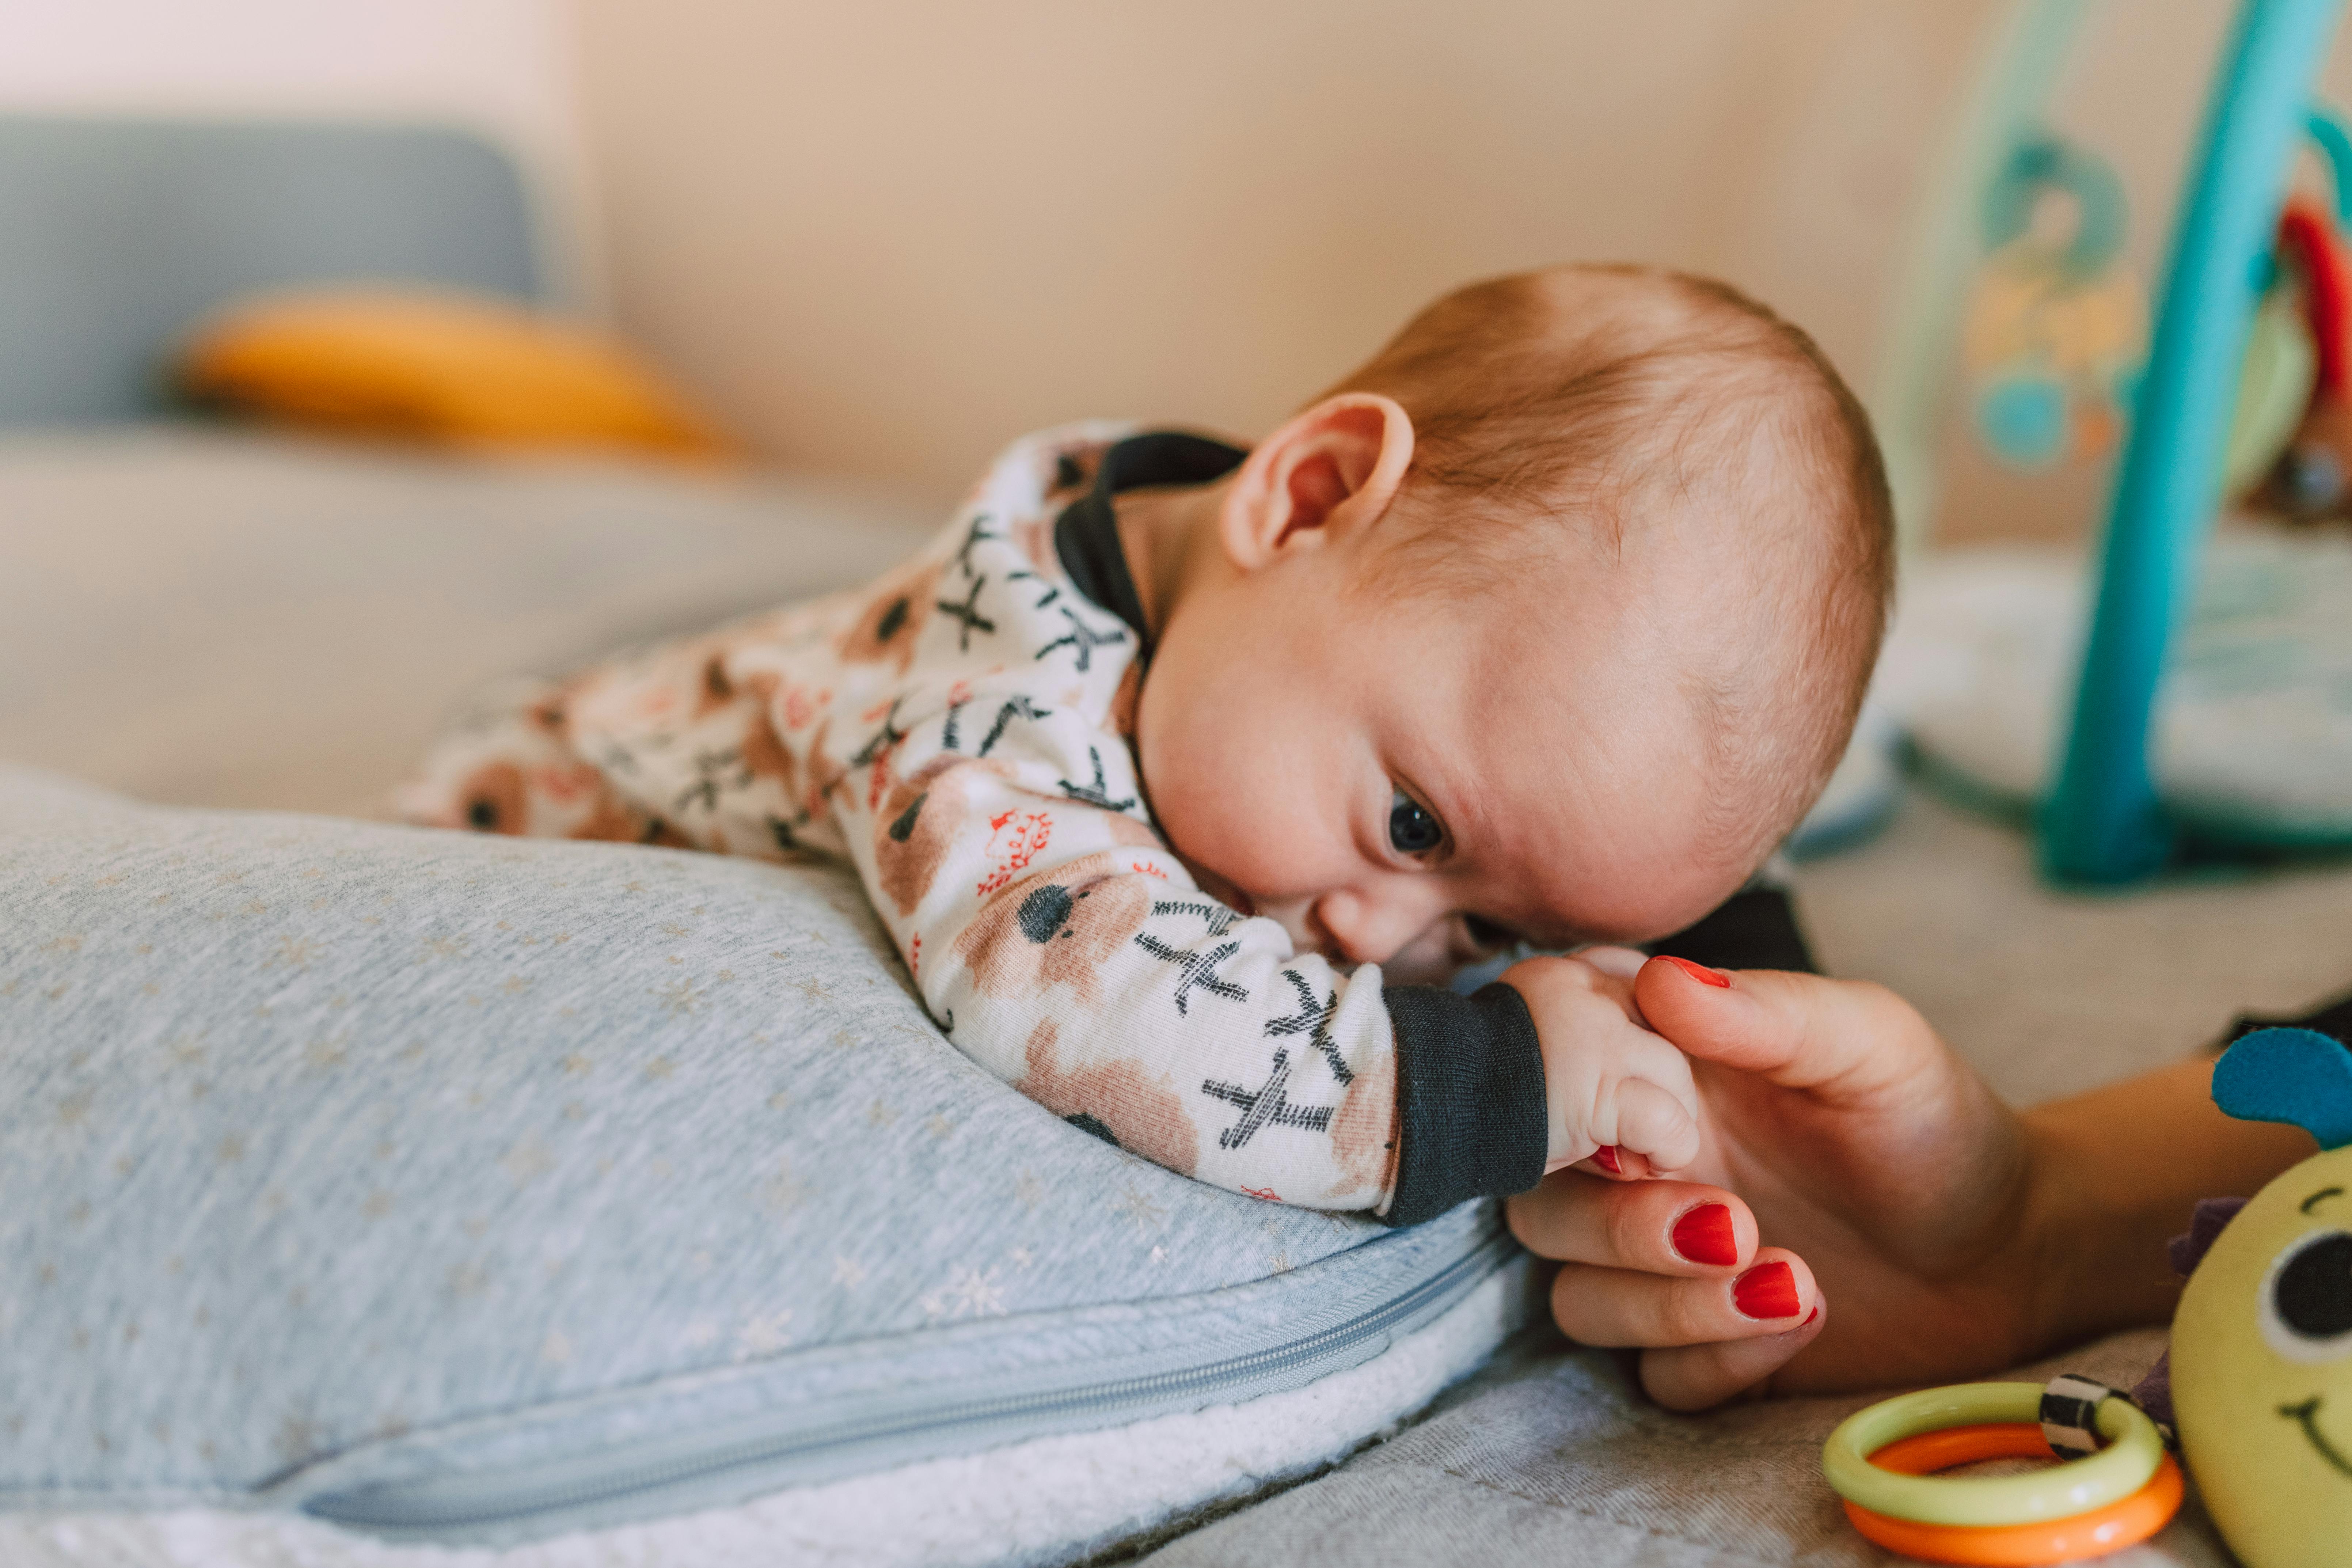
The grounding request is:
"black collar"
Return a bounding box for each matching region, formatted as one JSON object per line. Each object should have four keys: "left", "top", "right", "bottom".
{"left": 1053, "top": 432, "right": 1248, "bottom": 662}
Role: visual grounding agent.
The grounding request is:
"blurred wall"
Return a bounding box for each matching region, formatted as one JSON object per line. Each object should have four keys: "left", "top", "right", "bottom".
{"left": 18, "top": 3, "right": 2341, "bottom": 543}
{"left": 0, "top": 0, "right": 597, "bottom": 302}
{"left": 572, "top": 0, "right": 1972, "bottom": 501}
{"left": 575, "top": 0, "right": 2352, "bottom": 543}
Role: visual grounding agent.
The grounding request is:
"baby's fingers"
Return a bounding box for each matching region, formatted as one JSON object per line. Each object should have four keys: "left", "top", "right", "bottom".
{"left": 1610, "top": 1075, "right": 1701, "bottom": 1174}
{"left": 1547, "top": 1245, "right": 1817, "bottom": 1348}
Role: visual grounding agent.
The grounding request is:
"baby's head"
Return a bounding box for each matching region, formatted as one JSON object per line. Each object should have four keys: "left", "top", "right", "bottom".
{"left": 1131, "top": 263, "right": 1892, "bottom": 981}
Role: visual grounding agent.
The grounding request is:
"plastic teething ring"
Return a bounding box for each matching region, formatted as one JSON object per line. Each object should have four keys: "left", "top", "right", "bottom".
{"left": 1842, "top": 1427, "right": 2184, "bottom": 1565}
{"left": 1821, "top": 1381, "right": 2162, "bottom": 1525}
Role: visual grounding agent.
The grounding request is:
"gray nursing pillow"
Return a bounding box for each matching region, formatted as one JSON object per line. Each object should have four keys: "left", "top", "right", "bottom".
{"left": 0, "top": 767, "right": 1512, "bottom": 1545}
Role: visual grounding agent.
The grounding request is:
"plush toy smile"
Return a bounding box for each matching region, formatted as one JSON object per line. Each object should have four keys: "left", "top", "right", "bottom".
{"left": 2279, "top": 1394, "right": 2352, "bottom": 1478}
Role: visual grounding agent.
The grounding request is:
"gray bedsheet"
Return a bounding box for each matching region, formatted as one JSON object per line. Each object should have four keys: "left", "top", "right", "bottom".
{"left": 1145, "top": 792, "right": 2352, "bottom": 1566}
{"left": 1145, "top": 1328, "right": 2220, "bottom": 1567}
{"left": 0, "top": 426, "right": 935, "bottom": 815}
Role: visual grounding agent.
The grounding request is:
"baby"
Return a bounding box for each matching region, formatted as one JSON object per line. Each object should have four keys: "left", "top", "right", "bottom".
{"left": 399, "top": 263, "right": 1893, "bottom": 1228}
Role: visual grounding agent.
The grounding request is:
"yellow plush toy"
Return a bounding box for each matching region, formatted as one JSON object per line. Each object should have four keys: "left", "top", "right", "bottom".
{"left": 2170, "top": 1028, "right": 2352, "bottom": 1568}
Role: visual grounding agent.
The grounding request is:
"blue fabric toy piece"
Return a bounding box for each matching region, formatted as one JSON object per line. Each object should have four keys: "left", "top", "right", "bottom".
{"left": 2212, "top": 1026, "right": 2352, "bottom": 1149}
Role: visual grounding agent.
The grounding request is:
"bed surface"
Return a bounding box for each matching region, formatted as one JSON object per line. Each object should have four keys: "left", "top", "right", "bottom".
{"left": 7, "top": 426, "right": 2349, "bottom": 1564}
{"left": 0, "top": 425, "right": 935, "bottom": 816}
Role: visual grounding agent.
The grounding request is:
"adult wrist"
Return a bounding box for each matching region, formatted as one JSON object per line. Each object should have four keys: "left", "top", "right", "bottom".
{"left": 2013, "top": 1101, "right": 2107, "bottom": 1360}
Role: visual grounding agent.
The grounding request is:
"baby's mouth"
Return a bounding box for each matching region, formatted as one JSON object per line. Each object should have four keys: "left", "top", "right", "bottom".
{"left": 2280, "top": 1396, "right": 2352, "bottom": 1479}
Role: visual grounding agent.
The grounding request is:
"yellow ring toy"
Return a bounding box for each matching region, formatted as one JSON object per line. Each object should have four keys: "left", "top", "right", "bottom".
{"left": 1842, "top": 1425, "right": 2184, "bottom": 1565}
{"left": 1821, "top": 1381, "right": 2163, "bottom": 1525}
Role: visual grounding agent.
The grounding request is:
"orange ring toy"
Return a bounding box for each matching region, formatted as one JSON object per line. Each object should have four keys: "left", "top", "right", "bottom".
{"left": 1842, "top": 1423, "right": 2184, "bottom": 1565}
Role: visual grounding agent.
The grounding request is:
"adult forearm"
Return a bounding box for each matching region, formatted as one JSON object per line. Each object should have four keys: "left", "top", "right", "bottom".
{"left": 2021, "top": 1055, "right": 2313, "bottom": 1354}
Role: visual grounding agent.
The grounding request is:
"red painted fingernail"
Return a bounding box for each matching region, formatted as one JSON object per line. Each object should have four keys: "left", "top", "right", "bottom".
{"left": 1803, "top": 1306, "right": 1820, "bottom": 1326}
{"left": 1656, "top": 954, "right": 1730, "bottom": 988}
{"left": 1669, "top": 1203, "right": 1738, "bottom": 1267}
{"left": 1732, "top": 1260, "right": 1800, "bottom": 1320}
{"left": 1591, "top": 1144, "right": 1623, "bottom": 1174}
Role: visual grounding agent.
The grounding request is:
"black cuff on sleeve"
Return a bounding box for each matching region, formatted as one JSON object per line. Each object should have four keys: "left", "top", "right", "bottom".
{"left": 1646, "top": 886, "right": 1820, "bottom": 975}
{"left": 1380, "top": 981, "right": 1548, "bottom": 1227}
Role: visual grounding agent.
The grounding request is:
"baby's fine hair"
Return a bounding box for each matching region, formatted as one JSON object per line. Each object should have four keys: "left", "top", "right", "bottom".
{"left": 1323, "top": 263, "right": 1895, "bottom": 871}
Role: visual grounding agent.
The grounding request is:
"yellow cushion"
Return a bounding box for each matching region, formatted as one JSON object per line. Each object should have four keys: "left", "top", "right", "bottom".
{"left": 175, "top": 290, "right": 736, "bottom": 460}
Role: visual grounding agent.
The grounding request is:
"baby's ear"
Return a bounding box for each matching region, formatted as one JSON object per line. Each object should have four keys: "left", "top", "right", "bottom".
{"left": 1219, "top": 392, "right": 1414, "bottom": 572}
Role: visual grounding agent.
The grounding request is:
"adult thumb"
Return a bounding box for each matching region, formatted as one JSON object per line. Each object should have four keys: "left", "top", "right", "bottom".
{"left": 1632, "top": 956, "right": 1930, "bottom": 1094}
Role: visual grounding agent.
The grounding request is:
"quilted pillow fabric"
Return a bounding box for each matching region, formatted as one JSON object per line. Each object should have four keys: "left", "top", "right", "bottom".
{"left": 0, "top": 767, "right": 1468, "bottom": 1538}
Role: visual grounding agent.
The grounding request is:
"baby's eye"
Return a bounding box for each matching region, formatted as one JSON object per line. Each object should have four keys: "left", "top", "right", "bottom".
{"left": 1387, "top": 787, "right": 1445, "bottom": 857}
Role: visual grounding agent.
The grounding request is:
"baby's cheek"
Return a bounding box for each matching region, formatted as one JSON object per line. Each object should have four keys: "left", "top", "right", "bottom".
{"left": 1139, "top": 728, "right": 1273, "bottom": 880}
{"left": 1135, "top": 660, "right": 1349, "bottom": 905}
{"left": 1150, "top": 771, "right": 1334, "bottom": 909}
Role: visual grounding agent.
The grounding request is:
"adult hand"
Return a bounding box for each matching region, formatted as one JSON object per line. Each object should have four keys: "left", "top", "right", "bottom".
{"left": 1505, "top": 954, "right": 2040, "bottom": 1411}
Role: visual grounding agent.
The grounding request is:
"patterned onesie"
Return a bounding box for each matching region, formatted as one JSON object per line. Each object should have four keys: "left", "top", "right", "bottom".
{"left": 400, "top": 425, "right": 1547, "bottom": 1223}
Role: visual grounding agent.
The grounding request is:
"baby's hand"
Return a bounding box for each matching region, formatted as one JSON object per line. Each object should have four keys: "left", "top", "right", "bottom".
{"left": 1502, "top": 948, "right": 1701, "bottom": 1180}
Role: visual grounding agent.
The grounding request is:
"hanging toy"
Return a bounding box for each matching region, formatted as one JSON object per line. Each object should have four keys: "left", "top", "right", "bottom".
{"left": 2253, "top": 195, "right": 2352, "bottom": 515}
{"left": 2220, "top": 196, "right": 2329, "bottom": 502}
{"left": 1964, "top": 136, "right": 2148, "bottom": 470}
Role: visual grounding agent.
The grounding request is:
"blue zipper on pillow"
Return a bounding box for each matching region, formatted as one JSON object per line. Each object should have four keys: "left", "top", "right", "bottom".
{"left": 303, "top": 1229, "right": 1516, "bottom": 1540}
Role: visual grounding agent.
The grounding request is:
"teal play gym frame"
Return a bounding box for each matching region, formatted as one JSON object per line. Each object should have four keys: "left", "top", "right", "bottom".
{"left": 1876, "top": 0, "right": 2349, "bottom": 884}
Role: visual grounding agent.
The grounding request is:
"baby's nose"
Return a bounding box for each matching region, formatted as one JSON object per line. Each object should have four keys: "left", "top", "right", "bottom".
{"left": 1311, "top": 887, "right": 1431, "bottom": 968}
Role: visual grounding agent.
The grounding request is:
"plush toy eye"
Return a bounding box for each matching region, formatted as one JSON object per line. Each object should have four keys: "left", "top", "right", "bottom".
{"left": 2260, "top": 1229, "right": 2352, "bottom": 1362}
{"left": 1387, "top": 789, "right": 1444, "bottom": 856}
